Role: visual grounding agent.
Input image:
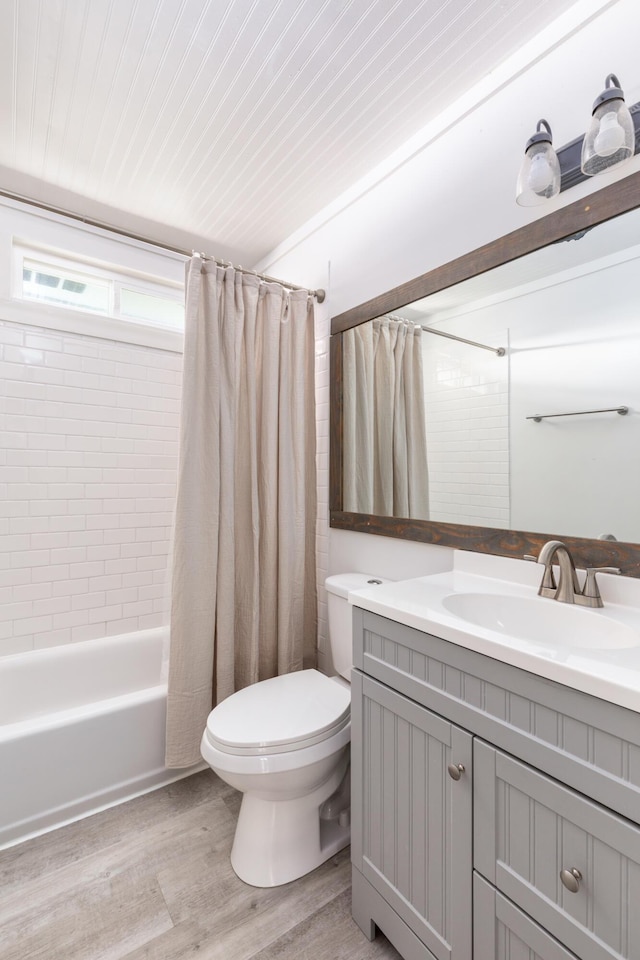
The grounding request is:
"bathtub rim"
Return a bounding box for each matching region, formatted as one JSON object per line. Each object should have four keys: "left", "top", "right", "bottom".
{"left": 0, "top": 683, "right": 167, "bottom": 743}
{"left": 0, "top": 625, "right": 169, "bottom": 725}
{"left": 0, "top": 624, "right": 168, "bottom": 670}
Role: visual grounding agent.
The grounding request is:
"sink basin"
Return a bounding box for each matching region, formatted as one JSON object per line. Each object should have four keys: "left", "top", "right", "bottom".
{"left": 441, "top": 592, "right": 639, "bottom": 650}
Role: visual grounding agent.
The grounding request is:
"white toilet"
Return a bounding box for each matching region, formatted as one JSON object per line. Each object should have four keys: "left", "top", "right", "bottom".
{"left": 200, "top": 572, "right": 383, "bottom": 887}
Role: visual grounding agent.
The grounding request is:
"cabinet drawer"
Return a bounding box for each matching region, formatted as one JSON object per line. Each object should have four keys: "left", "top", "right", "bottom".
{"left": 474, "top": 873, "right": 579, "bottom": 960}
{"left": 354, "top": 608, "right": 640, "bottom": 825}
{"left": 474, "top": 741, "right": 640, "bottom": 960}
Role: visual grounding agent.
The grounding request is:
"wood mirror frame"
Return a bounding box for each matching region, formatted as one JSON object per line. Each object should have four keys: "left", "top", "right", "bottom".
{"left": 329, "top": 169, "right": 640, "bottom": 577}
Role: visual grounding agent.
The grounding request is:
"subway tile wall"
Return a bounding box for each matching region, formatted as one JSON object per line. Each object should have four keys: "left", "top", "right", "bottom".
{"left": 0, "top": 318, "right": 181, "bottom": 655}
{"left": 423, "top": 337, "right": 510, "bottom": 527}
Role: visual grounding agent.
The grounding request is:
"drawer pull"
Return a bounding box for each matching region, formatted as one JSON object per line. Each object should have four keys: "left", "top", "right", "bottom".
{"left": 447, "top": 763, "right": 465, "bottom": 781}
{"left": 560, "top": 868, "right": 583, "bottom": 893}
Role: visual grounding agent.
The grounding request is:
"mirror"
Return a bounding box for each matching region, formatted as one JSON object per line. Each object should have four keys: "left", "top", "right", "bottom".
{"left": 330, "top": 171, "right": 640, "bottom": 576}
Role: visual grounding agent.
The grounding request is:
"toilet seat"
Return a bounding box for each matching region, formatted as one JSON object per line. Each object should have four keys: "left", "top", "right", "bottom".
{"left": 204, "top": 669, "right": 350, "bottom": 757}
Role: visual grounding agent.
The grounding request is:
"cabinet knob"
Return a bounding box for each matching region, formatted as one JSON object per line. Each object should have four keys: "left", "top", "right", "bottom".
{"left": 560, "top": 867, "right": 582, "bottom": 893}
{"left": 447, "top": 763, "right": 465, "bottom": 781}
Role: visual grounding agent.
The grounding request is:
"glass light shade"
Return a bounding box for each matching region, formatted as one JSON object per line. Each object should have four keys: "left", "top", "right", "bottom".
{"left": 516, "top": 137, "right": 561, "bottom": 206}
{"left": 581, "top": 75, "right": 635, "bottom": 176}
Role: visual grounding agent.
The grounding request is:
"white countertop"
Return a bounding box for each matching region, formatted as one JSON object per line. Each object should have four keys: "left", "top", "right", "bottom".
{"left": 348, "top": 556, "right": 640, "bottom": 713}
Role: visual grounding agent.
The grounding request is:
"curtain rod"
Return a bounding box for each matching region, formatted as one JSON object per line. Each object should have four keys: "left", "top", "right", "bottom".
{"left": 420, "top": 324, "right": 505, "bottom": 356}
{"left": 0, "top": 188, "right": 326, "bottom": 303}
{"left": 385, "top": 313, "right": 505, "bottom": 356}
{"left": 192, "top": 252, "right": 325, "bottom": 302}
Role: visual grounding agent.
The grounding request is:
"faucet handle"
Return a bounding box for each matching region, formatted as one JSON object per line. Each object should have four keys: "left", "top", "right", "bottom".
{"left": 523, "top": 553, "right": 558, "bottom": 595}
{"left": 580, "top": 566, "right": 621, "bottom": 607}
{"left": 523, "top": 553, "right": 556, "bottom": 596}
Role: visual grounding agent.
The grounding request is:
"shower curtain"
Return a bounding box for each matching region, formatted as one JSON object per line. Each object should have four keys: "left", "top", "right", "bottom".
{"left": 342, "top": 316, "right": 429, "bottom": 520}
{"left": 166, "top": 259, "right": 317, "bottom": 768}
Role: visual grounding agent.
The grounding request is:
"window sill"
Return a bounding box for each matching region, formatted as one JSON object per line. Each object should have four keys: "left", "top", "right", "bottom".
{"left": 0, "top": 298, "right": 183, "bottom": 352}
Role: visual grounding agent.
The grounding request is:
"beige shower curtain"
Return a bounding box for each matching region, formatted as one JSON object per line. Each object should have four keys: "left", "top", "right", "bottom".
{"left": 343, "top": 317, "right": 429, "bottom": 520}
{"left": 166, "top": 259, "right": 317, "bottom": 768}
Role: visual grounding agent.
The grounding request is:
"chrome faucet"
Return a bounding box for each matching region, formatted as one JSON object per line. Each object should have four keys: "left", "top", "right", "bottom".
{"left": 526, "top": 540, "right": 620, "bottom": 607}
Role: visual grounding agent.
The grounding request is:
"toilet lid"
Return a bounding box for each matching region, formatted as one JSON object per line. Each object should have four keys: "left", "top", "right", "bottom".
{"left": 205, "top": 669, "right": 350, "bottom": 755}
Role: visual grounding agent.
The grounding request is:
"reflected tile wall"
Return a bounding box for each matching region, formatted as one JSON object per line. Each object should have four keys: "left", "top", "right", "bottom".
{"left": 423, "top": 336, "right": 510, "bottom": 527}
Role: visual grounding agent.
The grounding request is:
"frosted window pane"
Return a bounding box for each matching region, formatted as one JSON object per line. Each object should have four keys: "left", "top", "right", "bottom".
{"left": 120, "top": 288, "right": 184, "bottom": 328}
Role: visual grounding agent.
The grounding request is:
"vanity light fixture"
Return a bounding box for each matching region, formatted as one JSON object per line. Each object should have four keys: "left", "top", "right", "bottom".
{"left": 580, "top": 73, "right": 635, "bottom": 177}
{"left": 581, "top": 74, "right": 635, "bottom": 176}
{"left": 516, "top": 119, "right": 561, "bottom": 206}
{"left": 517, "top": 74, "right": 640, "bottom": 204}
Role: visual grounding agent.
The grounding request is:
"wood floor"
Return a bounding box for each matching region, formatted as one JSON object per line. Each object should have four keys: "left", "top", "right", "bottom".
{"left": 0, "top": 770, "right": 402, "bottom": 960}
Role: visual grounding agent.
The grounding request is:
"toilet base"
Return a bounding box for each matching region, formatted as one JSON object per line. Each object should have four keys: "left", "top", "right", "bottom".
{"left": 230, "top": 760, "right": 351, "bottom": 887}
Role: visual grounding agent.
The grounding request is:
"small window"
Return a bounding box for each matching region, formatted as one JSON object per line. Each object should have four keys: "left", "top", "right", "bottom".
{"left": 23, "top": 258, "right": 111, "bottom": 314}
{"left": 14, "top": 244, "right": 184, "bottom": 332}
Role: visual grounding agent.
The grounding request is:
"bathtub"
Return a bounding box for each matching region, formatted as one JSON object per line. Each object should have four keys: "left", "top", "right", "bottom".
{"left": 0, "top": 627, "right": 202, "bottom": 849}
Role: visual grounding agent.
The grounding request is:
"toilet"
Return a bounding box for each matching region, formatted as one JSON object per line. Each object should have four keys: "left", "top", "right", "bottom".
{"left": 200, "top": 572, "right": 384, "bottom": 887}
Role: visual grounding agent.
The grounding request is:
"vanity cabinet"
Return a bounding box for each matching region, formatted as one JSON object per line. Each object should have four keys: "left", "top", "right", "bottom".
{"left": 351, "top": 670, "right": 472, "bottom": 960}
{"left": 351, "top": 607, "right": 640, "bottom": 960}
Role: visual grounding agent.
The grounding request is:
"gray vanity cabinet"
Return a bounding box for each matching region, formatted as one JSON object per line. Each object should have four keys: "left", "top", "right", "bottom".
{"left": 350, "top": 670, "right": 473, "bottom": 960}
{"left": 351, "top": 606, "right": 640, "bottom": 960}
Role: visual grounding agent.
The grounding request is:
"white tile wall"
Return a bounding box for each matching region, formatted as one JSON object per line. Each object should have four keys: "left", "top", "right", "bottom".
{"left": 423, "top": 337, "right": 510, "bottom": 527}
{"left": 0, "top": 318, "right": 181, "bottom": 655}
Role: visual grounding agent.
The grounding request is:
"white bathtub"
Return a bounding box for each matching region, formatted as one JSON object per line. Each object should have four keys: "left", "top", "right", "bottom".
{"left": 0, "top": 627, "right": 201, "bottom": 849}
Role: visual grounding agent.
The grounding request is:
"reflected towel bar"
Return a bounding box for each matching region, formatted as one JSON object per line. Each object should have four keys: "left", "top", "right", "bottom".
{"left": 527, "top": 406, "right": 629, "bottom": 422}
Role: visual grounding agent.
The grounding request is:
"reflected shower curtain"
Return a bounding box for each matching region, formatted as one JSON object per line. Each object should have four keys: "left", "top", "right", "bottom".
{"left": 166, "top": 259, "right": 317, "bottom": 768}
{"left": 343, "top": 317, "right": 429, "bottom": 520}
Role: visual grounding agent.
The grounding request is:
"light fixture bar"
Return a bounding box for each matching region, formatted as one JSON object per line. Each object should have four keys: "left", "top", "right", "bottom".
{"left": 558, "top": 101, "right": 640, "bottom": 192}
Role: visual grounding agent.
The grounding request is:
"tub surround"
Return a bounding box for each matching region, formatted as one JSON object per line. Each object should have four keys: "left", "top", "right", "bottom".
{"left": 0, "top": 316, "right": 180, "bottom": 658}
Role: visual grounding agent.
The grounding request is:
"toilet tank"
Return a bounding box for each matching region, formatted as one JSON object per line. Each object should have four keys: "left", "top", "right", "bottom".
{"left": 325, "top": 573, "right": 388, "bottom": 681}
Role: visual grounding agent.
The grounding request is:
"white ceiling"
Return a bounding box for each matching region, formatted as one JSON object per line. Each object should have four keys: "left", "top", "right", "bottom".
{"left": 0, "top": 0, "right": 586, "bottom": 264}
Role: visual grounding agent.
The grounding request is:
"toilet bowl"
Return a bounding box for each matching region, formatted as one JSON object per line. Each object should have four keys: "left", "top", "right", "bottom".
{"left": 200, "top": 572, "right": 386, "bottom": 887}
{"left": 201, "top": 669, "right": 351, "bottom": 887}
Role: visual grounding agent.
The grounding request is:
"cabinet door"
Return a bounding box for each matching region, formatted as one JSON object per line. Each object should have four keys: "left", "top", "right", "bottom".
{"left": 474, "top": 873, "right": 580, "bottom": 960}
{"left": 475, "top": 740, "right": 640, "bottom": 960}
{"left": 351, "top": 671, "right": 473, "bottom": 960}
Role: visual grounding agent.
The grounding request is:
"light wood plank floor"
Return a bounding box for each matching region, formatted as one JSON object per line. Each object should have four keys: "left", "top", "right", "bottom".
{"left": 0, "top": 770, "right": 402, "bottom": 960}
